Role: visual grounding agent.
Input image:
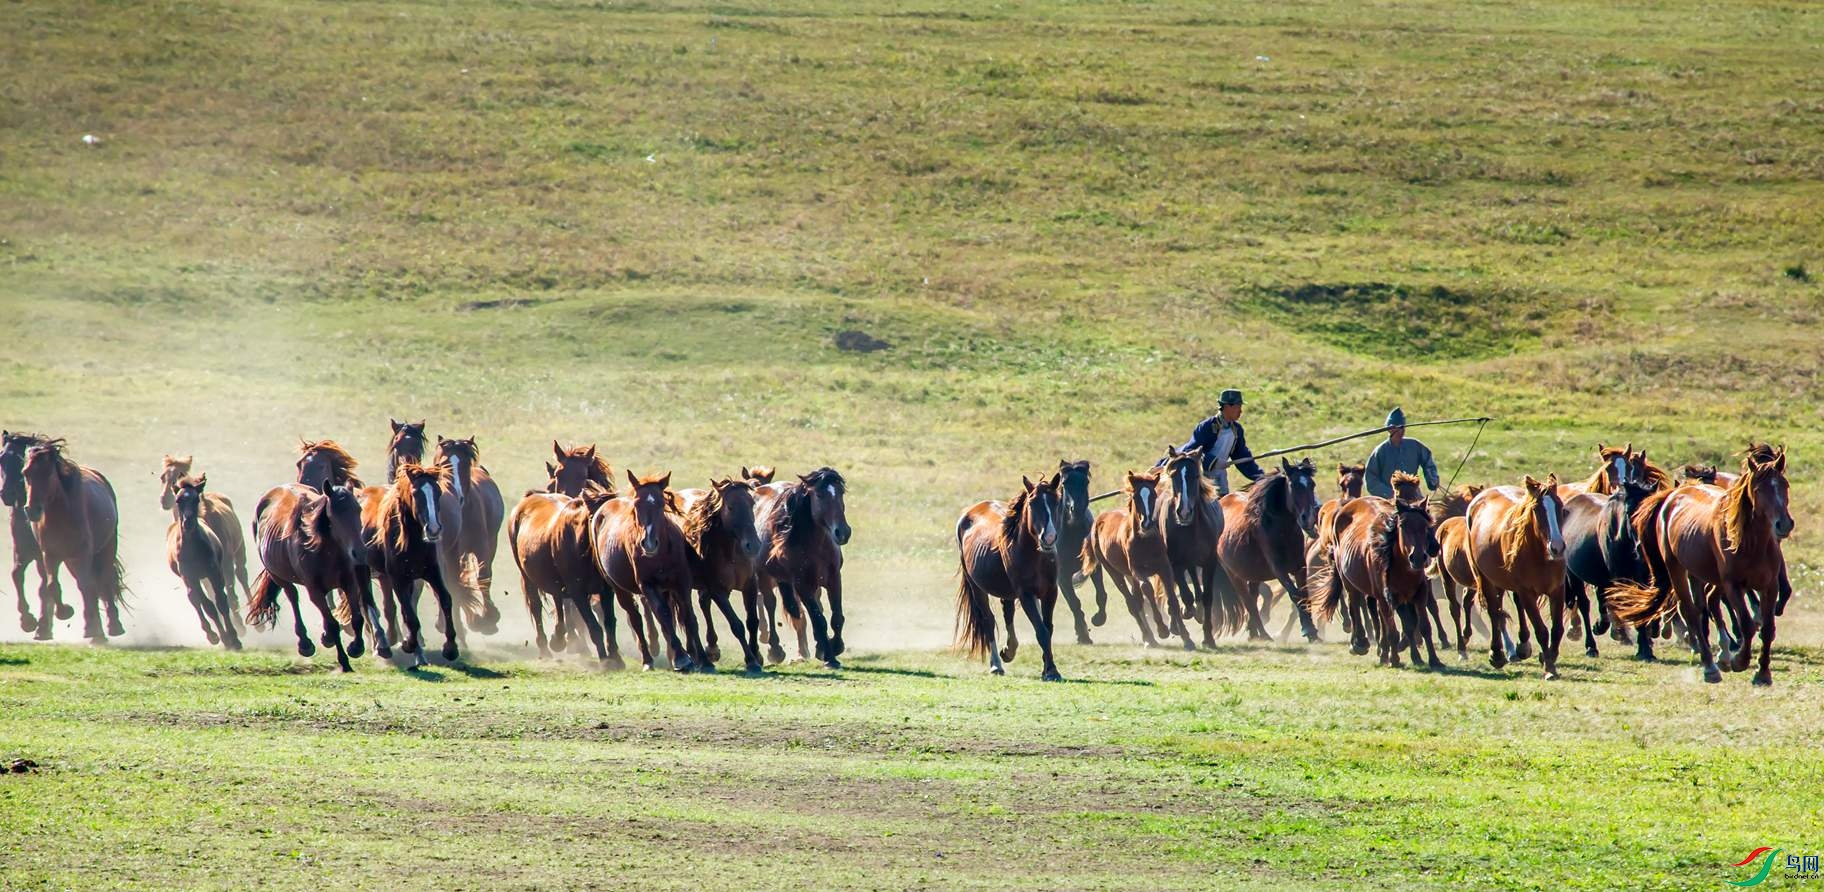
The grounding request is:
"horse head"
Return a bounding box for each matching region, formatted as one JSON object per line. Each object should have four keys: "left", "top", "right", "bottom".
{"left": 1125, "top": 470, "right": 1159, "bottom": 535}
{"left": 0, "top": 430, "right": 47, "bottom": 509}
{"left": 397, "top": 462, "right": 446, "bottom": 543}
{"left": 741, "top": 465, "right": 776, "bottom": 486}
{"left": 159, "top": 454, "right": 194, "bottom": 511}
{"left": 1394, "top": 496, "right": 1434, "bottom": 571}
{"left": 1056, "top": 459, "right": 1093, "bottom": 532}
{"left": 173, "top": 474, "right": 207, "bottom": 524}
{"left": 551, "top": 441, "right": 610, "bottom": 498}
{"left": 388, "top": 419, "right": 427, "bottom": 477}
{"left": 1283, "top": 457, "right": 1320, "bottom": 538}
{"left": 627, "top": 470, "right": 673, "bottom": 558}
{"left": 1162, "top": 447, "right": 1203, "bottom": 527}
{"left": 712, "top": 477, "right": 762, "bottom": 560}
{"left": 1525, "top": 474, "right": 1566, "bottom": 561}
{"left": 801, "top": 467, "right": 850, "bottom": 546}
{"left": 322, "top": 483, "right": 368, "bottom": 560}
{"left": 20, "top": 441, "right": 70, "bottom": 523}
{"left": 434, "top": 435, "right": 480, "bottom": 503}
{"left": 1020, "top": 472, "right": 1061, "bottom": 553}
{"left": 1336, "top": 463, "right": 1365, "bottom": 500}
{"left": 1747, "top": 445, "right": 1793, "bottom": 541}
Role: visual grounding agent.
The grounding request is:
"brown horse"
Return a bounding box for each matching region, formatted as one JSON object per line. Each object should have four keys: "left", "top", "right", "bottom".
{"left": 548, "top": 441, "right": 616, "bottom": 497}
{"left": 1466, "top": 475, "right": 1568, "bottom": 679}
{"left": 1561, "top": 442, "right": 1672, "bottom": 497}
{"left": 364, "top": 462, "right": 467, "bottom": 667}
{"left": 1301, "top": 464, "right": 1366, "bottom": 643}
{"left": 679, "top": 478, "right": 766, "bottom": 673}
{"left": 1, "top": 431, "right": 69, "bottom": 633}
{"left": 508, "top": 483, "right": 643, "bottom": 666}
{"left": 1217, "top": 458, "right": 1321, "bottom": 643}
{"left": 20, "top": 441, "right": 125, "bottom": 642}
{"left": 159, "top": 455, "right": 249, "bottom": 629}
{"left": 296, "top": 439, "right": 364, "bottom": 491}
{"left": 1318, "top": 473, "right": 1442, "bottom": 668}
{"left": 955, "top": 472, "right": 1063, "bottom": 680}
{"left": 165, "top": 475, "right": 242, "bottom": 651}
{"left": 247, "top": 482, "right": 378, "bottom": 670}
{"left": 1079, "top": 470, "right": 1173, "bottom": 647}
{"left": 741, "top": 466, "right": 776, "bottom": 486}
{"left": 1610, "top": 445, "right": 1794, "bottom": 685}
{"left": 591, "top": 471, "right": 705, "bottom": 672}
{"left": 754, "top": 467, "right": 851, "bottom": 668}
{"left": 385, "top": 419, "right": 427, "bottom": 480}
{"left": 1155, "top": 445, "right": 1226, "bottom": 645}
{"left": 1429, "top": 484, "right": 1487, "bottom": 656}
{"left": 433, "top": 435, "right": 505, "bottom": 635}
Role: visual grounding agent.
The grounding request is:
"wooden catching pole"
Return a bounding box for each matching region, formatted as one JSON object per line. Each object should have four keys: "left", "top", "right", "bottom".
{"left": 1086, "top": 416, "right": 1494, "bottom": 503}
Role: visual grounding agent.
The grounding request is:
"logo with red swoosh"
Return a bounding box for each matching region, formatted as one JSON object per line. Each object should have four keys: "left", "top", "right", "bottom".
{"left": 1730, "top": 847, "right": 1781, "bottom": 887}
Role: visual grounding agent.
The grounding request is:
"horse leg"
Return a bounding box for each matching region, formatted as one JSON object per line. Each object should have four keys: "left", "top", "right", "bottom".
{"left": 382, "top": 577, "right": 403, "bottom": 649}
{"left": 1721, "top": 581, "right": 1756, "bottom": 674}
{"left": 394, "top": 574, "right": 428, "bottom": 667}
{"left": 356, "top": 574, "right": 391, "bottom": 660}
{"left": 773, "top": 580, "right": 808, "bottom": 663}
{"left": 1273, "top": 569, "right": 1319, "bottom": 643}
{"left": 642, "top": 584, "right": 692, "bottom": 673}
{"left": 1237, "top": 577, "right": 1270, "bottom": 642}
{"left": 1567, "top": 577, "right": 1597, "bottom": 659}
{"left": 740, "top": 581, "right": 763, "bottom": 673}
{"left": 1017, "top": 589, "right": 1061, "bottom": 681}
{"left": 824, "top": 574, "right": 845, "bottom": 660}
{"left": 1137, "top": 577, "right": 1172, "bottom": 646}
{"left": 697, "top": 589, "right": 722, "bottom": 665}
{"left": 1110, "top": 572, "right": 1155, "bottom": 647}
{"left": 999, "top": 596, "right": 1020, "bottom": 663}
{"left": 1633, "top": 617, "right": 1659, "bottom": 662}
{"left": 1753, "top": 582, "right": 1777, "bottom": 686}
{"left": 1421, "top": 578, "right": 1450, "bottom": 650}
{"left": 1474, "top": 573, "right": 1507, "bottom": 670}
{"left": 709, "top": 588, "right": 755, "bottom": 672}
{"left": 1668, "top": 566, "right": 1718, "bottom": 682}
{"left": 571, "top": 593, "right": 613, "bottom": 669}
{"left": 282, "top": 583, "right": 314, "bottom": 657}
{"left": 673, "top": 589, "right": 714, "bottom": 674}
{"left": 207, "top": 573, "right": 242, "bottom": 651}
{"left": 1055, "top": 562, "right": 1093, "bottom": 645}
{"left": 611, "top": 589, "right": 651, "bottom": 670}
{"left": 1401, "top": 601, "right": 1423, "bottom": 667}
{"left": 1506, "top": 591, "right": 1533, "bottom": 662}
{"left": 185, "top": 581, "right": 220, "bottom": 646}
{"left": 1535, "top": 587, "right": 1562, "bottom": 681}
{"left": 524, "top": 574, "right": 550, "bottom": 657}
{"left": 12, "top": 553, "right": 34, "bottom": 633}
{"left": 421, "top": 569, "right": 462, "bottom": 663}
{"left": 1344, "top": 583, "right": 1371, "bottom": 656}
{"left": 1416, "top": 593, "right": 1444, "bottom": 670}
{"left": 306, "top": 586, "right": 353, "bottom": 672}
{"left": 759, "top": 582, "right": 787, "bottom": 665}
{"left": 792, "top": 576, "right": 839, "bottom": 670}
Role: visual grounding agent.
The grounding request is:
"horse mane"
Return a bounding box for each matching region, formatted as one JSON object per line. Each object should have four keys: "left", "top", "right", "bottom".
{"left": 381, "top": 463, "right": 449, "bottom": 553}
{"left": 682, "top": 483, "right": 742, "bottom": 549}
{"left": 31, "top": 439, "right": 81, "bottom": 482}
{"left": 1242, "top": 470, "right": 1289, "bottom": 524}
{"left": 299, "top": 439, "right": 363, "bottom": 488}
{"left": 1681, "top": 464, "right": 1717, "bottom": 485}
{"left": 1499, "top": 485, "right": 1544, "bottom": 569}
{"left": 1719, "top": 445, "right": 1777, "bottom": 554}
{"left": 1389, "top": 471, "right": 1423, "bottom": 502}
{"left": 1581, "top": 446, "right": 1631, "bottom": 495}
{"left": 561, "top": 446, "right": 615, "bottom": 489}
{"left": 771, "top": 469, "right": 843, "bottom": 548}
{"left": 1369, "top": 509, "right": 1399, "bottom": 566}
{"left": 1638, "top": 461, "right": 1673, "bottom": 492}
{"left": 1430, "top": 483, "right": 1484, "bottom": 524}
{"left": 994, "top": 486, "right": 1033, "bottom": 554}
{"left": 4, "top": 431, "right": 52, "bottom": 451}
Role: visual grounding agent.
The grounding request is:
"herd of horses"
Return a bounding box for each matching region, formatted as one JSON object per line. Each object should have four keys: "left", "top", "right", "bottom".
{"left": 0, "top": 422, "right": 849, "bottom": 674}
{"left": 0, "top": 424, "right": 1798, "bottom": 686}
{"left": 956, "top": 442, "right": 1795, "bottom": 685}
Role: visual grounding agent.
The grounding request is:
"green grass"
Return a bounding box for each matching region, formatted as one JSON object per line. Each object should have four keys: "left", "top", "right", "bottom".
{"left": 4, "top": 642, "right": 1823, "bottom": 890}
{"left": 2, "top": 0, "right": 1823, "bottom": 884}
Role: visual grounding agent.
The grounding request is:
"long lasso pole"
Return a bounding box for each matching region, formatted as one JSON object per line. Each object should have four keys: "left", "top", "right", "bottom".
{"left": 1087, "top": 416, "right": 1494, "bottom": 503}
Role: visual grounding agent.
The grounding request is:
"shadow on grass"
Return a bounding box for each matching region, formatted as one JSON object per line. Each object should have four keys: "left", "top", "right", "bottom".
{"left": 841, "top": 664, "right": 945, "bottom": 679}
{"left": 0, "top": 655, "right": 28, "bottom": 665}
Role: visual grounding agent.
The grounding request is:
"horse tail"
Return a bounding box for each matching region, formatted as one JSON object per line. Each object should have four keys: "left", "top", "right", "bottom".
{"left": 1607, "top": 489, "right": 1677, "bottom": 626}
{"left": 1307, "top": 546, "right": 1342, "bottom": 624}
{"left": 246, "top": 571, "right": 282, "bottom": 630}
{"left": 953, "top": 518, "right": 995, "bottom": 661}
{"left": 104, "top": 555, "right": 132, "bottom": 614}
{"left": 1074, "top": 534, "right": 1097, "bottom": 585}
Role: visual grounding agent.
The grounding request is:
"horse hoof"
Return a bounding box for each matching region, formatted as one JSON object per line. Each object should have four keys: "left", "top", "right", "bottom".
{"left": 1633, "top": 651, "right": 1656, "bottom": 663}
{"left": 1489, "top": 652, "right": 1507, "bottom": 670}
{"left": 1041, "top": 669, "right": 1062, "bottom": 682}
{"left": 604, "top": 655, "right": 627, "bottom": 671}
{"left": 1593, "top": 618, "right": 1611, "bottom": 636}
{"left": 413, "top": 654, "right": 428, "bottom": 669}
{"left": 298, "top": 640, "right": 316, "bottom": 657}
{"left": 33, "top": 623, "right": 53, "bottom": 641}
{"left": 1181, "top": 641, "right": 1196, "bottom": 652}
{"left": 823, "top": 658, "right": 842, "bottom": 670}
{"left": 320, "top": 633, "right": 335, "bottom": 648}
{"left": 1090, "top": 611, "right": 1106, "bottom": 627}
{"left": 441, "top": 643, "right": 459, "bottom": 662}
{"left": 1428, "top": 659, "right": 1445, "bottom": 671}
{"left": 989, "top": 666, "right": 1005, "bottom": 676}
{"left": 225, "top": 639, "right": 244, "bottom": 652}
{"left": 745, "top": 662, "right": 763, "bottom": 675}
{"left": 999, "top": 647, "right": 1017, "bottom": 663}
{"left": 697, "top": 661, "right": 718, "bottom": 675}
{"left": 1702, "top": 665, "right": 1722, "bottom": 684}
{"left": 1543, "top": 670, "right": 1559, "bottom": 681}
{"left": 55, "top": 603, "right": 74, "bottom": 621}
{"left": 337, "top": 659, "right": 354, "bottom": 673}
{"left": 205, "top": 629, "right": 219, "bottom": 645}
{"left": 828, "top": 638, "right": 845, "bottom": 658}
{"left": 705, "top": 645, "right": 722, "bottom": 664}
{"left": 107, "top": 619, "right": 126, "bottom": 637}
{"left": 17, "top": 613, "right": 35, "bottom": 633}
{"left": 1584, "top": 647, "right": 1599, "bottom": 659}
{"left": 376, "top": 645, "right": 393, "bottom": 659}
{"left": 1075, "top": 633, "right": 1094, "bottom": 645}
{"left": 766, "top": 646, "right": 786, "bottom": 665}
{"left": 1753, "top": 670, "right": 1773, "bottom": 687}
{"left": 471, "top": 619, "right": 500, "bottom": 636}
{"left": 347, "top": 639, "right": 366, "bottom": 660}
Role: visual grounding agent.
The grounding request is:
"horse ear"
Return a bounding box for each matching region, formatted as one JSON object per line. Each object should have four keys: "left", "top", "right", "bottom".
{"left": 657, "top": 472, "right": 672, "bottom": 489}
{"left": 1281, "top": 457, "right": 1293, "bottom": 473}
{"left": 436, "top": 434, "right": 446, "bottom": 444}
{"left": 391, "top": 419, "right": 402, "bottom": 433}
{"left": 626, "top": 469, "right": 640, "bottom": 488}
{"left": 1624, "top": 441, "right": 1633, "bottom": 457}
{"left": 545, "top": 461, "right": 556, "bottom": 477}
{"left": 1544, "top": 473, "right": 1559, "bottom": 488}
{"left": 741, "top": 466, "right": 751, "bottom": 479}
{"left": 553, "top": 441, "right": 565, "bottom": 462}
{"left": 1022, "top": 475, "right": 1035, "bottom": 492}
{"left": 583, "top": 445, "right": 596, "bottom": 461}
{"left": 1775, "top": 449, "right": 1787, "bottom": 471}
{"left": 1595, "top": 442, "right": 1606, "bottom": 456}
{"left": 1523, "top": 475, "right": 1540, "bottom": 490}
{"left": 195, "top": 474, "right": 207, "bottom": 490}
{"left": 1164, "top": 444, "right": 1179, "bottom": 457}
{"left": 414, "top": 419, "right": 425, "bottom": 429}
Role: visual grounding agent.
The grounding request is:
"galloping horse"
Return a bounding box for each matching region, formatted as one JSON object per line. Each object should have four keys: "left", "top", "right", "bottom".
{"left": 1080, "top": 470, "right": 1172, "bottom": 647}
{"left": 1560, "top": 442, "right": 1672, "bottom": 497}
{"left": 296, "top": 439, "right": 363, "bottom": 491}
{"left": 19, "top": 441, "right": 125, "bottom": 642}
{"left": 1052, "top": 460, "right": 1101, "bottom": 645}
{"left": 165, "top": 475, "right": 241, "bottom": 650}
{"left": 955, "top": 472, "right": 1064, "bottom": 680}
{"left": 508, "top": 483, "right": 641, "bottom": 666}
{"left": 679, "top": 478, "right": 766, "bottom": 673}
{"left": 364, "top": 462, "right": 467, "bottom": 667}
{"left": 1611, "top": 445, "right": 1794, "bottom": 685}
{"left": 549, "top": 441, "right": 615, "bottom": 497}
{"left": 385, "top": 419, "right": 427, "bottom": 480}
{"left": 592, "top": 471, "right": 705, "bottom": 672}
{"left": 1217, "top": 458, "right": 1321, "bottom": 643}
{"left": 248, "top": 481, "right": 379, "bottom": 670}
{"left": 1680, "top": 458, "right": 1794, "bottom": 618}
{"left": 1318, "top": 473, "right": 1441, "bottom": 668}
{"left": 1562, "top": 446, "right": 1661, "bottom": 660}
{"left": 1155, "top": 446, "right": 1225, "bottom": 645}
{"left": 159, "top": 455, "right": 249, "bottom": 628}
{"left": 1429, "top": 484, "right": 1486, "bottom": 655}
{"left": 754, "top": 468, "right": 850, "bottom": 668}
{"left": 433, "top": 435, "right": 505, "bottom": 634}
{"left": 1, "top": 431, "right": 67, "bottom": 633}
{"left": 1302, "top": 463, "right": 1366, "bottom": 643}
{"left": 1466, "top": 475, "right": 1568, "bottom": 679}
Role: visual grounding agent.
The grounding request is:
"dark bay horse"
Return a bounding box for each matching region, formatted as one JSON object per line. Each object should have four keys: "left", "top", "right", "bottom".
{"left": 385, "top": 419, "right": 427, "bottom": 480}
{"left": 591, "top": 471, "right": 704, "bottom": 672}
{"left": 1156, "top": 446, "right": 1225, "bottom": 645}
{"left": 434, "top": 435, "right": 505, "bottom": 634}
{"left": 1466, "top": 475, "right": 1568, "bottom": 679}
{"left": 165, "top": 475, "right": 241, "bottom": 650}
{"left": 248, "top": 482, "right": 379, "bottom": 671}
{"left": 20, "top": 441, "right": 125, "bottom": 642}
{"left": 754, "top": 467, "right": 850, "bottom": 668}
{"left": 679, "top": 478, "right": 765, "bottom": 673}
{"left": 296, "top": 439, "right": 364, "bottom": 491}
{"left": 509, "top": 483, "right": 641, "bottom": 666}
{"left": 549, "top": 441, "right": 616, "bottom": 497}
{"left": 1080, "top": 470, "right": 1171, "bottom": 647}
{"left": 1561, "top": 447, "right": 1661, "bottom": 660}
{"left": 1052, "top": 459, "right": 1102, "bottom": 644}
{"left": 159, "top": 454, "right": 249, "bottom": 628}
{"left": 955, "top": 472, "right": 1063, "bottom": 680}
{"left": 1, "top": 431, "right": 68, "bottom": 633}
{"left": 363, "top": 462, "right": 465, "bottom": 667}
{"left": 1217, "top": 458, "right": 1320, "bottom": 643}
{"left": 1318, "top": 473, "right": 1441, "bottom": 668}
{"left": 1611, "top": 445, "right": 1794, "bottom": 685}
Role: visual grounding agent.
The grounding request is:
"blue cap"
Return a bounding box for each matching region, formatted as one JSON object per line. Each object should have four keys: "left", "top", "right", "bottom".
{"left": 1386, "top": 407, "right": 1407, "bottom": 427}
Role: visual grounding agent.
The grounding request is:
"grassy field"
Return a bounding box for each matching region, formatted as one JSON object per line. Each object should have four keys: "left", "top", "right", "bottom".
{"left": 2, "top": 0, "right": 1822, "bottom": 885}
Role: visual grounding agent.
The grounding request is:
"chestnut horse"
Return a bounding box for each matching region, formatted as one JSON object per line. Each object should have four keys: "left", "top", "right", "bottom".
{"left": 591, "top": 471, "right": 705, "bottom": 672}
{"left": 296, "top": 439, "right": 364, "bottom": 491}
{"left": 1053, "top": 459, "right": 1102, "bottom": 645}
{"left": 248, "top": 482, "right": 379, "bottom": 671}
{"left": 165, "top": 475, "right": 241, "bottom": 650}
{"left": 549, "top": 441, "right": 616, "bottom": 497}
{"left": 159, "top": 455, "right": 249, "bottom": 628}
{"left": 1317, "top": 473, "right": 1441, "bottom": 668}
{"left": 385, "top": 419, "right": 427, "bottom": 481}
{"left": 1429, "top": 484, "right": 1487, "bottom": 657}
{"left": 433, "top": 435, "right": 505, "bottom": 635}
{"left": 1079, "top": 470, "right": 1172, "bottom": 647}
{"left": 1155, "top": 445, "right": 1226, "bottom": 645}
{"left": 1466, "top": 475, "right": 1568, "bottom": 679}
{"left": 509, "top": 483, "right": 643, "bottom": 666}
{"left": 754, "top": 467, "right": 850, "bottom": 668}
{"left": 20, "top": 441, "right": 125, "bottom": 642}
{"left": 1, "top": 431, "right": 69, "bottom": 633}
{"left": 1217, "top": 458, "right": 1321, "bottom": 643}
{"left": 678, "top": 478, "right": 766, "bottom": 673}
{"left": 1610, "top": 445, "right": 1793, "bottom": 685}
{"left": 955, "top": 472, "right": 1063, "bottom": 680}
{"left": 364, "top": 462, "right": 466, "bottom": 667}
{"left": 741, "top": 466, "right": 776, "bottom": 486}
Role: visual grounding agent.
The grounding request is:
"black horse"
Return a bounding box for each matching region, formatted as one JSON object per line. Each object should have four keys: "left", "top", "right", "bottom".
{"left": 1051, "top": 460, "right": 1102, "bottom": 644}
{"left": 1561, "top": 476, "right": 1657, "bottom": 660}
